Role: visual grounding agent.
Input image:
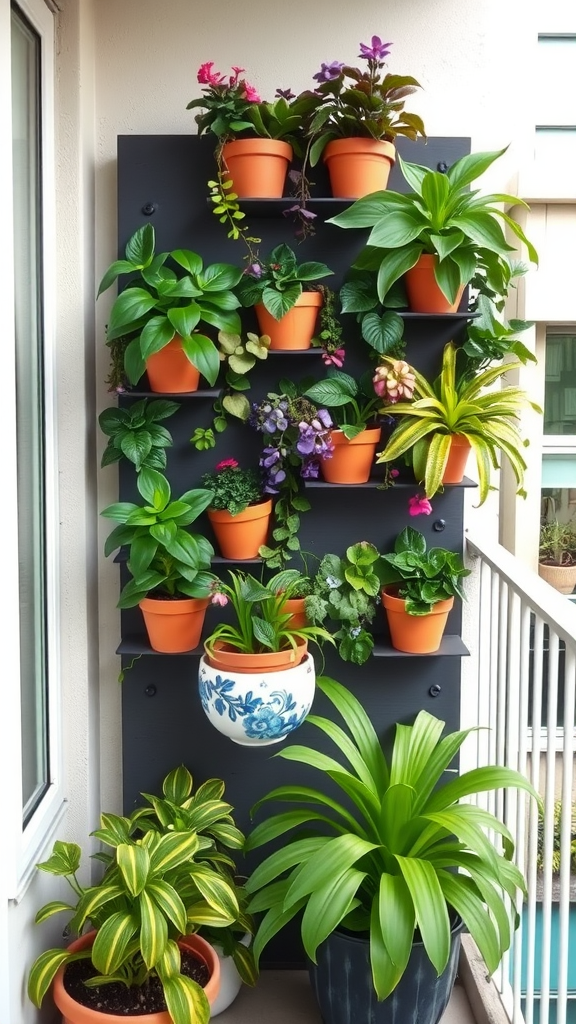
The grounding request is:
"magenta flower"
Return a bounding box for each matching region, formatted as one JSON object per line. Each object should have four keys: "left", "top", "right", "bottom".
{"left": 390, "top": 468, "right": 400, "bottom": 479}
{"left": 358, "top": 36, "right": 392, "bottom": 61}
{"left": 313, "top": 61, "right": 345, "bottom": 83}
{"left": 243, "top": 83, "right": 261, "bottom": 103}
{"left": 322, "top": 347, "right": 346, "bottom": 367}
{"left": 230, "top": 66, "right": 245, "bottom": 83}
{"left": 197, "top": 62, "right": 225, "bottom": 86}
{"left": 409, "top": 495, "right": 433, "bottom": 517}
{"left": 215, "top": 458, "right": 238, "bottom": 471}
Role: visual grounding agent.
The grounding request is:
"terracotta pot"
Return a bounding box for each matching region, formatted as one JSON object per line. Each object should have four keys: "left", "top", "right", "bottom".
{"left": 404, "top": 254, "right": 466, "bottom": 314}
{"left": 283, "top": 597, "right": 308, "bottom": 628}
{"left": 382, "top": 588, "right": 454, "bottom": 654}
{"left": 255, "top": 292, "right": 323, "bottom": 351}
{"left": 538, "top": 562, "right": 576, "bottom": 595}
{"left": 139, "top": 596, "right": 209, "bottom": 653}
{"left": 204, "top": 638, "right": 308, "bottom": 674}
{"left": 321, "top": 427, "right": 382, "bottom": 485}
{"left": 53, "top": 930, "right": 220, "bottom": 1024}
{"left": 208, "top": 499, "right": 272, "bottom": 560}
{"left": 442, "top": 434, "right": 471, "bottom": 484}
{"left": 323, "top": 138, "right": 396, "bottom": 199}
{"left": 221, "top": 138, "right": 292, "bottom": 198}
{"left": 145, "top": 335, "right": 200, "bottom": 393}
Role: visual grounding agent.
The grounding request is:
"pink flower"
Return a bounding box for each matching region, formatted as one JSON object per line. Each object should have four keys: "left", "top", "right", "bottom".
{"left": 243, "top": 83, "right": 261, "bottom": 103}
{"left": 409, "top": 495, "right": 432, "bottom": 516}
{"left": 216, "top": 458, "right": 239, "bottom": 471}
{"left": 390, "top": 468, "right": 400, "bottom": 479}
{"left": 230, "top": 66, "right": 245, "bottom": 83}
{"left": 211, "top": 591, "right": 229, "bottom": 607}
{"left": 373, "top": 360, "right": 416, "bottom": 403}
{"left": 321, "top": 348, "right": 346, "bottom": 367}
{"left": 197, "top": 62, "right": 225, "bottom": 86}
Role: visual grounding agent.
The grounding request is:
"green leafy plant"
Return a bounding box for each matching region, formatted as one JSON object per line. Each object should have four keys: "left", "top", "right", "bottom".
{"left": 201, "top": 459, "right": 264, "bottom": 517}
{"left": 304, "top": 368, "right": 381, "bottom": 439}
{"left": 327, "top": 148, "right": 538, "bottom": 307}
{"left": 237, "top": 244, "right": 333, "bottom": 321}
{"left": 375, "top": 341, "right": 541, "bottom": 503}
{"left": 27, "top": 819, "right": 240, "bottom": 1023}
{"left": 101, "top": 467, "right": 217, "bottom": 607}
{"left": 339, "top": 270, "right": 406, "bottom": 358}
{"left": 536, "top": 799, "right": 576, "bottom": 873}
{"left": 97, "top": 224, "right": 243, "bottom": 388}
{"left": 128, "top": 765, "right": 258, "bottom": 986}
{"left": 380, "top": 527, "right": 470, "bottom": 615}
{"left": 204, "top": 571, "right": 334, "bottom": 660}
{"left": 305, "top": 542, "right": 383, "bottom": 663}
{"left": 244, "top": 675, "right": 539, "bottom": 1000}
{"left": 539, "top": 519, "right": 576, "bottom": 567}
{"left": 99, "top": 398, "right": 179, "bottom": 472}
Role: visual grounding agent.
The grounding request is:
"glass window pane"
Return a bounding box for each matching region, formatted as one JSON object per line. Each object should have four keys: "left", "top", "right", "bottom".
{"left": 11, "top": 6, "right": 49, "bottom": 822}
{"left": 536, "top": 37, "right": 576, "bottom": 125}
{"left": 535, "top": 127, "right": 576, "bottom": 164}
{"left": 544, "top": 333, "right": 576, "bottom": 434}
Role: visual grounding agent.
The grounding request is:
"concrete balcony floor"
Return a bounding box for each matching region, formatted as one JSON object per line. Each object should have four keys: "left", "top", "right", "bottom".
{"left": 215, "top": 969, "right": 476, "bottom": 1024}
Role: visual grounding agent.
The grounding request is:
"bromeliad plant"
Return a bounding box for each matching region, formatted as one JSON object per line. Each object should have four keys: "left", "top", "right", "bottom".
{"left": 244, "top": 676, "right": 539, "bottom": 1000}
{"left": 101, "top": 467, "right": 218, "bottom": 607}
{"left": 375, "top": 341, "right": 541, "bottom": 503}
{"left": 305, "top": 542, "right": 384, "bottom": 664}
{"left": 98, "top": 224, "right": 243, "bottom": 388}
{"left": 327, "top": 148, "right": 538, "bottom": 307}
{"left": 237, "top": 244, "right": 333, "bottom": 321}
{"left": 379, "top": 527, "right": 470, "bottom": 615}
{"left": 99, "top": 398, "right": 179, "bottom": 472}
{"left": 28, "top": 821, "right": 240, "bottom": 1023}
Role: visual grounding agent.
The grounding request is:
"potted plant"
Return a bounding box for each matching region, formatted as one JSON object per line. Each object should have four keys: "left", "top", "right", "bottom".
{"left": 304, "top": 369, "right": 383, "bottom": 483}
{"left": 201, "top": 458, "right": 272, "bottom": 560}
{"left": 237, "top": 243, "right": 334, "bottom": 349}
{"left": 101, "top": 467, "right": 219, "bottom": 653}
{"left": 26, "top": 818, "right": 238, "bottom": 1023}
{"left": 244, "top": 676, "right": 539, "bottom": 1024}
{"left": 187, "top": 63, "right": 303, "bottom": 199}
{"left": 538, "top": 518, "right": 576, "bottom": 595}
{"left": 293, "top": 36, "right": 425, "bottom": 199}
{"left": 305, "top": 542, "right": 383, "bottom": 663}
{"left": 199, "top": 571, "right": 333, "bottom": 746}
{"left": 250, "top": 385, "right": 335, "bottom": 566}
{"left": 128, "top": 765, "right": 258, "bottom": 1016}
{"left": 97, "top": 224, "right": 243, "bottom": 392}
{"left": 99, "top": 397, "right": 179, "bottom": 472}
{"left": 379, "top": 527, "right": 470, "bottom": 653}
{"left": 268, "top": 566, "right": 315, "bottom": 628}
{"left": 374, "top": 341, "right": 541, "bottom": 502}
{"left": 327, "top": 147, "right": 538, "bottom": 312}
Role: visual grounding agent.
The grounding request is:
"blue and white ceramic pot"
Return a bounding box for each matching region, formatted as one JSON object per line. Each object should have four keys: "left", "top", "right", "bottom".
{"left": 198, "top": 653, "right": 316, "bottom": 746}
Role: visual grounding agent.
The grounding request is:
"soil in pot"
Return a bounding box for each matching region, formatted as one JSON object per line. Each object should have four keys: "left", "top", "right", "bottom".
{"left": 62, "top": 950, "right": 209, "bottom": 1016}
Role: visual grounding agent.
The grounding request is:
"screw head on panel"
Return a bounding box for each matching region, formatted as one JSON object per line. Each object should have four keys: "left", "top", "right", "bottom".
{"left": 142, "top": 203, "right": 157, "bottom": 216}
{"left": 429, "top": 684, "right": 442, "bottom": 698}
{"left": 433, "top": 519, "right": 446, "bottom": 532}
{"left": 144, "top": 685, "right": 157, "bottom": 697}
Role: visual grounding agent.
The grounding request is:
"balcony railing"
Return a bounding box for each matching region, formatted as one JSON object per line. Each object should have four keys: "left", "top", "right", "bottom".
{"left": 463, "top": 533, "right": 576, "bottom": 1024}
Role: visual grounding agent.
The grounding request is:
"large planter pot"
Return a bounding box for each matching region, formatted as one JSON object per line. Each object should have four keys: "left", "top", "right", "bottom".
{"left": 198, "top": 652, "right": 316, "bottom": 746}
{"left": 255, "top": 292, "right": 322, "bottom": 350}
{"left": 207, "top": 499, "right": 273, "bottom": 560}
{"left": 308, "top": 920, "right": 463, "bottom": 1024}
{"left": 323, "top": 138, "right": 396, "bottom": 199}
{"left": 210, "top": 933, "right": 251, "bottom": 1017}
{"left": 145, "top": 335, "right": 200, "bottom": 394}
{"left": 404, "top": 254, "right": 466, "bottom": 314}
{"left": 204, "top": 638, "right": 308, "bottom": 674}
{"left": 321, "top": 427, "right": 382, "bottom": 485}
{"left": 139, "top": 596, "right": 209, "bottom": 653}
{"left": 53, "top": 930, "right": 220, "bottom": 1024}
{"left": 382, "top": 587, "right": 454, "bottom": 654}
{"left": 221, "top": 138, "right": 292, "bottom": 198}
{"left": 538, "top": 562, "right": 576, "bottom": 595}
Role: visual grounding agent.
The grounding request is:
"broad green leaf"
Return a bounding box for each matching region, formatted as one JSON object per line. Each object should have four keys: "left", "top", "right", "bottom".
{"left": 434, "top": 256, "right": 462, "bottom": 304}
{"left": 361, "top": 310, "right": 404, "bottom": 354}
{"left": 369, "top": 897, "right": 403, "bottom": 1000}
{"left": 249, "top": 783, "right": 362, "bottom": 836}
{"left": 246, "top": 809, "right": 348, "bottom": 853}
{"left": 137, "top": 467, "right": 171, "bottom": 510}
{"left": 316, "top": 676, "right": 390, "bottom": 793}
{"left": 446, "top": 147, "right": 508, "bottom": 191}
{"left": 395, "top": 856, "right": 451, "bottom": 975}
{"left": 140, "top": 888, "right": 168, "bottom": 969}
{"left": 107, "top": 287, "right": 158, "bottom": 337}
{"left": 376, "top": 245, "right": 423, "bottom": 302}
{"left": 125, "top": 224, "right": 155, "bottom": 268}
{"left": 180, "top": 333, "right": 220, "bottom": 386}
{"left": 327, "top": 191, "right": 410, "bottom": 229}
{"left": 437, "top": 869, "right": 501, "bottom": 973}
{"left": 301, "top": 867, "right": 366, "bottom": 961}
{"left": 262, "top": 283, "right": 301, "bottom": 320}
{"left": 379, "top": 873, "right": 415, "bottom": 970}
{"left": 117, "top": 843, "right": 150, "bottom": 896}
{"left": 91, "top": 911, "right": 137, "bottom": 974}
{"left": 170, "top": 248, "right": 203, "bottom": 275}
{"left": 167, "top": 303, "right": 201, "bottom": 339}
{"left": 97, "top": 258, "right": 137, "bottom": 297}
{"left": 368, "top": 209, "right": 427, "bottom": 249}
{"left": 244, "top": 837, "right": 328, "bottom": 894}
{"left": 199, "top": 262, "right": 243, "bottom": 291}
{"left": 425, "top": 766, "right": 540, "bottom": 814}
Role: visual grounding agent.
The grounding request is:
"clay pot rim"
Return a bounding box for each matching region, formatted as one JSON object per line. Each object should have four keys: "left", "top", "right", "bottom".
{"left": 381, "top": 586, "right": 455, "bottom": 616}
{"left": 328, "top": 426, "right": 382, "bottom": 446}
{"left": 204, "top": 637, "right": 309, "bottom": 672}
{"left": 323, "top": 138, "right": 396, "bottom": 161}
{"left": 139, "top": 595, "right": 210, "bottom": 614}
{"left": 207, "top": 498, "right": 272, "bottom": 523}
{"left": 222, "top": 138, "right": 293, "bottom": 158}
{"left": 256, "top": 291, "right": 323, "bottom": 311}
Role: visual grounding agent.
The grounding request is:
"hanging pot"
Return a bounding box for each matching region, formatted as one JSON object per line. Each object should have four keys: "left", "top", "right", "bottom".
{"left": 308, "top": 919, "right": 464, "bottom": 1024}
{"left": 323, "top": 138, "right": 396, "bottom": 199}
{"left": 321, "top": 427, "right": 382, "bottom": 485}
{"left": 381, "top": 587, "right": 454, "bottom": 654}
{"left": 221, "top": 139, "right": 292, "bottom": 198}
{"left": 254, "top": 292, "right": 322, "bottom": 350}
{"left": 199, "top": 651, "right": 316, "bottom": 746}
{"left": 207, "top": 499, "right": 273, "bottom": 560}
{"left": 53, "top": 930, "right": 220, "bottom": 1023}
{"left": 139, "top": 596, "right": 209, "bottom": 653}
{"left": 145, "top": 335, "right": 200, "bottom": 393}
{"left": 204, "top": 638, "right": 308, "bottom": 674}
{"left": 442, "top": 434, "right": 471, "bottom": 484}
{"left": 538, "top": 562, "right": 576, "bottom": 595}
{"left": 404, "top": 254, "right": 466, "bottom": 314}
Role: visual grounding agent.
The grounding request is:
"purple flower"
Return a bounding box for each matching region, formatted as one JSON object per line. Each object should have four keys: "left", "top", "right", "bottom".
{"left": 275, "top": 87, "right": 295, "bottom": 100}
{"left": 246, "top": 263, "right": 263, "bottom": 278}
{"left": 296, "top": 424, "right": 317, "bottom": 456}
{"left": 313, "top": 61, "right": 345, "bottom": 83}
{"left": 261, "top": 447, "right": 281, "bottom": 469}
{"left": 316, "top": 408, "right": 333, "bottom": 429}
{"left": 300, "top": 457, "right": 320, "bottom": 479}
{"left": 358, "top": 36, "right": 392, "bottom": 61}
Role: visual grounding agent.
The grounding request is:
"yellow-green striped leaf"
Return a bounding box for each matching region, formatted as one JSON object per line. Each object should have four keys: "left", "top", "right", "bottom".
{"left": 75, "top": 883, "right": 125, "bottom": 929}
{"left": 163, "top": 765, "right": 193, "bottom": 804}
{"left": 156, "top": 938, "right": 181, "bottom": 981}
{"left": 117, "top": 843, "right": 150, "bottom": 895}
{"left": 139, "top": 887, "right": 168, "bottom": 968}
{"left": 190, "top": 864, "right": 239, "bottom": 920}
{"left": 149, "top": 830, "right": 199, "bottom": 874}
{"left": 92, "top": 911, "right": 138, "bottom": 974}
{"left": 34, "top": 900, "right": 75, "bottom": 924}
{"left": 27, "top": 949, "right": 72, "bottom": 1007}
{"left": 147, "top": 879, "right": 187, "bottom": 933}
{"left": 186, "top": 900, "right": 238, "bottom": 927}
{"left": 163, "top": 974, "right": 210, "bottom": 1024}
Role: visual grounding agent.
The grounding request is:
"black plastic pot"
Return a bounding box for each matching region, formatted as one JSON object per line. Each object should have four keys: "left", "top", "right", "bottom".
{"left": 308, "top": 919, "right": 464, "bottom": 1024}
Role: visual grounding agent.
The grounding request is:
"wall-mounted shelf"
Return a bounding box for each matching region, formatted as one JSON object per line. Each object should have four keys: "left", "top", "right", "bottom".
{"left": 119, "top": 389, "right": 220, "bottom": 399}
{"left": 117, "top": 636, "right": 203, "bottom": 656}
{"left": 372, "top": 636, "right": 469, "bottom": 657}
{"left": 304, "top": 476, "right": 478, "bottom": 489}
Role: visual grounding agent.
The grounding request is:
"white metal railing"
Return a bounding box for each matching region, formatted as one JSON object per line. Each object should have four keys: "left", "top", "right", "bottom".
{"left": 463, "top": 533, "right": 576, "bottom": 1024}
